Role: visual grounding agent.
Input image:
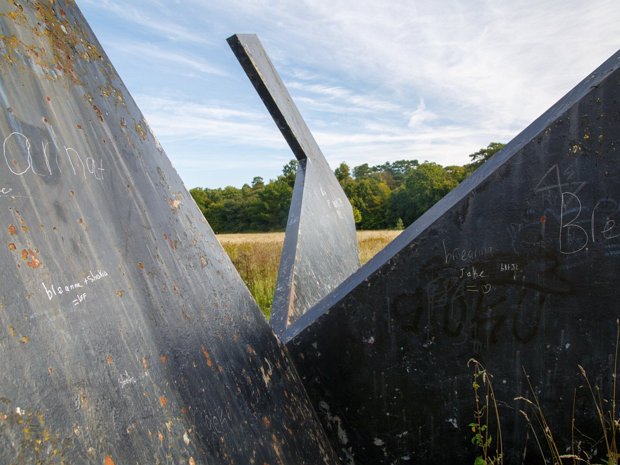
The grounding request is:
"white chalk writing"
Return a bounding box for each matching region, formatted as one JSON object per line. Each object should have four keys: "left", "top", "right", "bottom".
{"left": 442, "top": 241, "right": 493, "bottom": 264}
{"left": 3, "top": 131, "right": 104, "bottom": 182}
{"left": 72, "top": 293, "right": 86, "bottom": 306}
{"left": 42, "top": 269, "right": 109, "bottom": 301}
{"left": 559, "top": 192, "right": 620, "bottom": 254}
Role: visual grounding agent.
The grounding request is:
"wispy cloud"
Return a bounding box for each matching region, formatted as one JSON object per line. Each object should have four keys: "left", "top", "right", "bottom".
{"left": 135, "top": 95, "right": 285, "bottom": 147}
{"left": 79, "top": 0, "right": 209, "bottom": 44}
{"left": 287, "top": 81, "right": 404, "bottom": 114}
{"left": 407, "top": 99, "right": 438, "bottom": 129}
{"left": 78, "top": 0, "right": 620, "bottom": 187}
{"left": 106, "top": 41, "right": 228, "bottom": 77}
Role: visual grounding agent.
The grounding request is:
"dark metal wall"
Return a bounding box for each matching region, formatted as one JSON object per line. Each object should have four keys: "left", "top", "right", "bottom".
{"left": 0, "top": 3, "right": 338, "bottom": 464}
{"left": 286, "top": 51, "right": 620, "bottom": 464}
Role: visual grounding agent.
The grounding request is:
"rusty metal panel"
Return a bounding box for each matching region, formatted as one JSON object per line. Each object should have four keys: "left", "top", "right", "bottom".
{"left": 0, "top": 3, "right": 338, "bottom": 464}
{"left": 287, "top": 51, "right": 620, "bottom": 463}
{"left": 228, "top": 34, "right": 359, "bottom": 337}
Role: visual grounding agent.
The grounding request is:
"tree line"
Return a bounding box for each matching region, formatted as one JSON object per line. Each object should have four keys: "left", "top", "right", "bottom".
{"left": 189, "top": 143, "right": 505, "bottom": 233}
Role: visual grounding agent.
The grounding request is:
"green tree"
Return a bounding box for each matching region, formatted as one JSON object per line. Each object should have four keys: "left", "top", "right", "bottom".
{"left": 466, "top": 142, "right": 505, "bottom": 171}
{"left": 345, "top": 177, "right": 391, "bottom": 230}
{"left": 388, "top": 162, "right": 459, "bottom": 226}
{"left": 353, "top": 163, "right": 372, "bottom": 179}
{"left": 281, "top": 159, "right": 299, "bottom": 187}
{"left": 253, "top": 178, "right": 293, "bottom": 230}
{"left": 335, "top": 162, "right": 351, "bottom": 183}
{"left": 191, "top": 145, "right": 503, "bottom": 233}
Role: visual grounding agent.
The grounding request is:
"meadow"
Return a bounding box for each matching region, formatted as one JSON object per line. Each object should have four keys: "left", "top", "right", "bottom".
{"left": 217, "top": 230, "right": 402, "bottom": 318}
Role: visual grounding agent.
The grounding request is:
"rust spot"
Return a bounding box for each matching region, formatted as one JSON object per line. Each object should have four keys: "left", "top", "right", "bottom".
{"left": 200, "top": 346, "right": 213, "bottom": 367}
{"left": 142, "top": 357, "right": 148, "bottom": 370}
{"left": 92, "top": 104, "right": 103, "bottom": 122}
{"left": 106, "top": 355, "right": 113, "bottom": 365}
{"left": 8, "top": 224, "right": 16, "bottom": 235}
{"left": 104, "top": 455, "right": 115, "bottom": 465}
{"left": 180, "top": 407, "right": 189, "bottom": 414}
{"left": 262, "top": 416, "right": 271, "bottom": 427}
{"left": 19, "top": 335, "right": 29, "bottom": 344}
{"left": 159, "top": 396, "right": 167, "bottom": 408}
{"left": 137, "top": 262, "right": 144, "bottom": 270}
{"left": 76, "top": 124, "right": 82, "bottom": 129}
{"left": 158, "top": 431, "right": 164, "bottom": 443}
{"left": 115, "top": 290, "right": 123, "bottom": 298}
{"left": 217, "top": 364, "right": 224, "bottom": 373}
{"left": 20, "top": 225, "right": 29, "bottom": 232}
{"left": 189, "top": 457, "right": 196, "bottom": 465}
{"left": 247, "top": 345, "right": 256, "bottom": 356}
{"left": 200, "top": 255, "right": 208, "bottom": 268}
{"left": 134, "top": 121, "right": 147, "bottom": 140}
{"left": 540, "top": 215, "right": 547, "bottom": 224}
{"left": 46, "top": 96, "right": 51, "bottom": 102}
{"left": 48, "top": 367, "right": 54, "bottom": 375}
{"left": 160, "top": 354, "right": 167, "bottom": 365}
{"left": 8, "top": 243, "right": 16, "bottom": 251}
{"left": 8, "top": 325, "right": 16, "bottom": 337}
{"left": 27, "top": 253, "right": 41, "bottom": 268}
{"left": 22, "top": 249, "right": 41, "bottom": 269}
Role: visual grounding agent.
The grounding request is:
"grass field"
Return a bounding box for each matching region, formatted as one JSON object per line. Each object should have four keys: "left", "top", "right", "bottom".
{"left": 217, "top": 230, "right": 402, "bottom": 318}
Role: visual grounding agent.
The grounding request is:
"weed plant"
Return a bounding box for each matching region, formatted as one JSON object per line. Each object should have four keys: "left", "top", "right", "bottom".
{"left": 468, "top": 359, "right": 504, "bottom": 465}
{"left": 471, "top": 320, "right": 619, "bottom": 465}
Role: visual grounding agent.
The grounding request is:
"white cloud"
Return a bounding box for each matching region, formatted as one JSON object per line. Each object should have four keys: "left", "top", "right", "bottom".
{"left": 135, "top": 95, "right": 285, "bottom": 147}
{"left": 407, "top": 99, "right": 438, "bottom": 128}
{"left": 106, "top": 41, "right": 228, "bottom": 77}
{"left": 78, "top": 0, "right": 620, "bottom": 187}
{"left": 79, "top": 0, "right": 209, "bottom": 44}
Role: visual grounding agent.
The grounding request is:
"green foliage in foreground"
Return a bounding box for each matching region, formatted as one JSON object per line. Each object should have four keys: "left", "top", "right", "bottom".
{"left": 190, "top": 143, "right": 505, "bottom": 233}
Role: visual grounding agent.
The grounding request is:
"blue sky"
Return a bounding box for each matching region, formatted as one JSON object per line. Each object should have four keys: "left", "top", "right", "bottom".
{"left": 76, "top": 0, "right": 620, "bottom": 189}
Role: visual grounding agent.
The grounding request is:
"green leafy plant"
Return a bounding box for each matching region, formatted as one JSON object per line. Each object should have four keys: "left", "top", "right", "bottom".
{"left": 469, "top": 359, "right": 504, "bottom": 465}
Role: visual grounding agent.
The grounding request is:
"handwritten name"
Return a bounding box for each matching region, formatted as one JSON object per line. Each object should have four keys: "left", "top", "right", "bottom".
{"left": 3, "top": 131, "right": 104, "bottom": 182}
{"left": 458, "top": 266, "right": 488, "bottom": 280}
{"left": 42, "top": 269, "right": 109, "bottom": 301}
{"left": 443, "top": 240, "right": 493, "bottom": 264}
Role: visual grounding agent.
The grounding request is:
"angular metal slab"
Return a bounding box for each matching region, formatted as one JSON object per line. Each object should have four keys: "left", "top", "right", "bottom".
{"left": 0, "top": 3, "right": 338, "bottom": 464}
{"left": 228, "top": 34, "right": 359, "bottom": 337}
{"left": 286, "top": 51, "right": 620, "bottom": 463}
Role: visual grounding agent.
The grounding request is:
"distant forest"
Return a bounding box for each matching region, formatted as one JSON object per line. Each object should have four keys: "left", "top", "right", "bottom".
{"left": 189, "top": 142, "right": 505, "bottom": 233}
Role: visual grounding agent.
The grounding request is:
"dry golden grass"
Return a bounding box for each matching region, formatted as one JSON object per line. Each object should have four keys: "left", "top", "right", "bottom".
{"left": 217, "top": 230, "right": 402, "bottom": 318}
{"left": 217, "top": 232, "right": 286, "bottom": 244}
{"left": 357, "top": 230, "right": 402, "bottom": 264}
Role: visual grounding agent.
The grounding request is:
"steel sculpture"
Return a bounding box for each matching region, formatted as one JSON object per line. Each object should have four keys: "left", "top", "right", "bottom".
{"left": 228, "top": 34, "right": 359, "bottom": 338}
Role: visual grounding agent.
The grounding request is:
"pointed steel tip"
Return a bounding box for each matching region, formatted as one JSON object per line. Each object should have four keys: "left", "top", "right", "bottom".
{"left": 227, "top": 33, "right": 259, "bottom": 45}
